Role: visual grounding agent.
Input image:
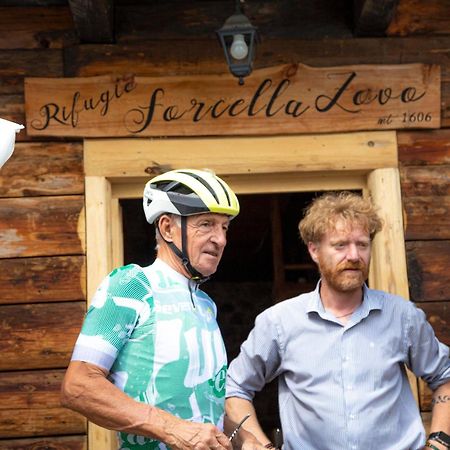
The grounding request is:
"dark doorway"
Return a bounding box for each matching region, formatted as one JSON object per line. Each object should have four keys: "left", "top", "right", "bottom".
{"left": 121, "top": 192, "right": 319, "bottom": 436}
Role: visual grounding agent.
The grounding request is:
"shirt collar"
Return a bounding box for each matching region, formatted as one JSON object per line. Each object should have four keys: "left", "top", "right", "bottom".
{"left": 306, "top": 280, "right": 383, "bottom": 315}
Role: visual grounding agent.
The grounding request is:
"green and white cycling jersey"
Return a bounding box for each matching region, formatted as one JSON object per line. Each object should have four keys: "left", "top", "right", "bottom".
{"left": 71, "top": 258, "right": 227, "bottom": 450}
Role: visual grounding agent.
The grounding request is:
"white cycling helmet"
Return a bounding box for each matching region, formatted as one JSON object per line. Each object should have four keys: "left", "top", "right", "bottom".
{"left": 143, "top": 168, "right": 240, "bottom": 281}
{"left": 143, "top": 168, "right": 240, "bottom": 224}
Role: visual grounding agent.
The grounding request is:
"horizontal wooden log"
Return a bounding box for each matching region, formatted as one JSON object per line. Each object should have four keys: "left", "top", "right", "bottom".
{"left": 398, "top": 129, "right": 450, "bottom": 166}
{"left": 0, "top": 8, "right": 76, "bottom": 50}
{"left": 0, "top": 256, "right": 86, "bottom": 305}
{"left": 0, "top": 301, "right": 85, "bottom": 371}
{"left": 0, "top": 369, "right": 86, "bottom": 438}
{"left": 0, "top": 195, "right": 85, "bottom": 258}
{"left": 403, "top": 196, "right": 450, "bottom": 240}
{"left": 0, "top": 142, "right": 84, "bottom": 197}
{"left": 416, "top": 301, "right": 450, "bottom": 346}
{"left": 0, "top": 436, "right": 86, "bottom": 450}
{"left": 406, "top": 241, "right": 450, "bottom": 302}
{"left": 387, "top": 0, "right": 450, "bottom": 37}
{"left": 0, "top": 49, "right": 63, "bottom": 94}
{"left": 400, "top": 165, "right": 450, "bottom": 197}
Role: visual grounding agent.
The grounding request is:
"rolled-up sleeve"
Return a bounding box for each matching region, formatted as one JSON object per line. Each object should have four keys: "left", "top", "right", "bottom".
{"left": 406, "top": 304, "right": 450, "bottom": 391}
{"left": 226, "top": 309, "right": 282, "bottom": 401}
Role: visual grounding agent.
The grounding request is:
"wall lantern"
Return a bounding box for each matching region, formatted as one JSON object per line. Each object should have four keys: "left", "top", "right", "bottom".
{"left": 216, "top": 0, "right": 258, "bottom": 85}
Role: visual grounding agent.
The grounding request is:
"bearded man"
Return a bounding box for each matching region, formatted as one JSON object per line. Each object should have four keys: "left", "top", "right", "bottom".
{"left": 225, "top": 191, "right": 450, "bottom": 450}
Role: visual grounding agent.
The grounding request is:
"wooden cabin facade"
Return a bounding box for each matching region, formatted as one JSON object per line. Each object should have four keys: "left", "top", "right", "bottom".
{"left": 0, "top": 1, "right": 449, "bottom": 449}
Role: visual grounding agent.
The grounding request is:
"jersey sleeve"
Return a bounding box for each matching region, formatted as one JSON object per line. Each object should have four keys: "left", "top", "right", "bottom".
{"left": 71, "top": 264, "right": 152, "bottom": 371}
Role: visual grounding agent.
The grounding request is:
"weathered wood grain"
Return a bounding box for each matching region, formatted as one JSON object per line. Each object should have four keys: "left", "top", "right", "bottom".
{"left": 398, "top": 130, "right": 450, "bottom": 166}
{"left": 406, "top": 241, "right": 450, "bottom": 302}
{"left": 387, "top": 0, "right": 450, "bottom": 36}
{"left": 0, "top": 195, "right": 85, "bottom": 258}
{"left": 0, "top": 256, "right": 86, "bottom": 304}
{"left": 400, "top": 166, "right": 450, "bottom": 197}
{"left": 0, "top": 49, "right": 63, "bottom": 95}
{"left": 0, "top": 436, "right": 86, "bottom": 450}
{"left": 0, "top": 7, "right": 76, "bottom": 50}
{"left": 416, "top": 301, "right": 450, "bottom": 346}
{"left": 69, "top": 0, "right": 114, "bottom": 43}
{"left": 403, "top": 196, "right": 450, "bottom": 240}
{"left": 0, "top": 301, "right": 85, "bottom": 371}
{"left": 0, "top": 142, "right": 84, "bottom": 197}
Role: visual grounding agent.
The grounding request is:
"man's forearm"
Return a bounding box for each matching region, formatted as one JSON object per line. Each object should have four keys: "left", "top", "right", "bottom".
{"left": 225, "top": 397, "right": 272, "bottom": 447}
{"left": 430, "top": 381, "right": 450, "bottom": 433}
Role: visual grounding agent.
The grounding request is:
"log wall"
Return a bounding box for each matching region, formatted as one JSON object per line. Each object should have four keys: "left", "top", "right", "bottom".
{"left": 0, "top": 2, "right": 448, "bottom": 447}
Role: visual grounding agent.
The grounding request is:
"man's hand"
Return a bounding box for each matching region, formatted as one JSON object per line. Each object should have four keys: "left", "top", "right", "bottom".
{"left": 163, "top": 418, "right": 232, "bottom": 450}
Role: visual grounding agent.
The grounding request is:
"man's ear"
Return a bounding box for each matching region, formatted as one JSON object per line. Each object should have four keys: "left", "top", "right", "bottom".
{"left": 157, "top": 214, "right": 175, "bottom": 242}
{"left": 308, "top": 242, "right": 319, "bottom": 264}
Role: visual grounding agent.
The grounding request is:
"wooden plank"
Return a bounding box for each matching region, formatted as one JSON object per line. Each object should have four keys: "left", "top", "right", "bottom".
{"left": 406, "top": 241, "right": 450, "bottom": 302}
{"left": 0, "top": 436, "right": 86, "bottom": 450}
{"left": 63, "top": 37, "right": 450, "bottom": 79}
{"left": 112, "top": 171, "right": 368, "bottom": 199}
{"left": 24, "top": 63, "right": 440, "bottom": 137}
{"left": 398, "top": 129, "right": 450, "bottom": 166}
{"left": 0, "top": 256, "right": 86, "bottom": 305}
{"left": 0, "top": 369, "right": 86, "bottom": 438}
{"left": 0, "top": 195, "right": 85, "bottom": 258}
{"left": 417, "top": 300, "right": 450, "bottom": 345}
{"left": 68, "top": 0, "right": 114, "bottom": 44}
{"left": 85, "top": 177, "right": 112, "bottom": 300}
{"left": 387, "top": 0, "right": 450, "bottom": 36}
{"left": 113, "top": 1, "right": 353, "bottom": 42}
{"left": 0, "top": 49, "right": 63, "bottom": 95}
{"left": 403, "top": 196, "right": 450, "bottom": 240}
{"left": 0, "top": 7, "right": 76, "bottom": 50}
{"left": 85, "top": 132, "right": 398, "bottom": 178}
{"left": 0, "top": 301, "right": 85, "bottom": 371}
{"left": 416, "top": 301, "right": 450, "bottom": 346}
{"left": 0, "top": 142, "right": 84, "bottom": 197}
{"left": 353, "top": 0, "right": 398, "bottom": 36}
{"left": 400, "top": 165, "right": 450, "bottom": 197}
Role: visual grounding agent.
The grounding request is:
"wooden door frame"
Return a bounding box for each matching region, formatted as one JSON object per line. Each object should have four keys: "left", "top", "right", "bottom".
{"left": 83, "top": 130, "right": 414, "bottom": 449}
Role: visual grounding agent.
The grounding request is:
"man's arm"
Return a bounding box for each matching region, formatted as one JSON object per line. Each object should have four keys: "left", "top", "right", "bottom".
{"left": 425, "top": 380, "right": 450, "bottom": 450}
{"left": 61, "top": 360, "right": 231, "bottom": 450}
{"left": 225, "top": 397, "right": 272, "bottom": 448}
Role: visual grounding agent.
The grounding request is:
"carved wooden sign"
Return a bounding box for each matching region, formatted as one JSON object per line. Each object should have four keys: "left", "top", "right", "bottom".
{"left": 24, "top": 63, "right": 440, "bottom": 137}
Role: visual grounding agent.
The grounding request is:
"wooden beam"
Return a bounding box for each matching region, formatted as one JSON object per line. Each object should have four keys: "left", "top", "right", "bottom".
{"left": 84, "top": 132, "right": 398, "bottom": 179}
{"left": 68, "top": 0, "right": 114, "bottom": 43}
{"left": 353, "top": 0, "right": 399, "bottom": 36}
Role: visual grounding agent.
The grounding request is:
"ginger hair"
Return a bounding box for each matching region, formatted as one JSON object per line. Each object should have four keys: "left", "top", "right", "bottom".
{"left": 299, "top": 191, "right": 383, "bottom": 245}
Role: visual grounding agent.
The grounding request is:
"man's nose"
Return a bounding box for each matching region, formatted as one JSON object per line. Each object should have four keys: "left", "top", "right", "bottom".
{"left": 211, "top": 227, "right": 227, "bottom": 246}
{"left": 346, "top": 244, "right": 359, "bottom": 261}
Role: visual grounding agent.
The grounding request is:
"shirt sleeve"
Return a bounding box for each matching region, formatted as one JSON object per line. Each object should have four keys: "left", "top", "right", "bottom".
{"left": 71, "top": 264, "right": 152, "bottom": 371}
{"left": 226, "top": 308, "right": 282, "bottom": 401}
{"left": 406, "top": 302, "right": 450, "bottom": 391}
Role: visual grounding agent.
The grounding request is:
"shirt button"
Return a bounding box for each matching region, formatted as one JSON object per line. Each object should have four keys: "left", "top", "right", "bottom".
{"left": 347, "top": 385, "right": 353, "bottom": 390}
{"left": 349, "top": 414, "right": 356, "bottom": 420}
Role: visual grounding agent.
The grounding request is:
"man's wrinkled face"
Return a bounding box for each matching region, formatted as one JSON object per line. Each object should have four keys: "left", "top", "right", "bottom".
{"left": 308, "top": 219, "right": 371, "bottom": 293}
{"left": 173, "top": 213, "right": 230, "bottom": 277}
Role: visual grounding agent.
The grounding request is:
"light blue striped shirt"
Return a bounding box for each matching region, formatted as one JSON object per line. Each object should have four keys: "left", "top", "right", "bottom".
{"left": 226, "top": 283, "right": 450, "bottom": 450}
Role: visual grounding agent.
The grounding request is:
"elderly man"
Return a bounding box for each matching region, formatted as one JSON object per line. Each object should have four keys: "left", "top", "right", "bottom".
{"left": 61, "top": 169, "right": 265, "bottom": 450}
{"left": 226, "top": 191, "right": 450, "bottom": 450}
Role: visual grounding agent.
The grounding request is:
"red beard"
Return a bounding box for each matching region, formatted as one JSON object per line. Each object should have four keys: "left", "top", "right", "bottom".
{"left": 319, "top": 259, "right": 369, "bottom": 292}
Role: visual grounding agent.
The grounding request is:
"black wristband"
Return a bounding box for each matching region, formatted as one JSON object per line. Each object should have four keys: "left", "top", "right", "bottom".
{"left": 429, "top": 431, "right": 450, "bottom": 448}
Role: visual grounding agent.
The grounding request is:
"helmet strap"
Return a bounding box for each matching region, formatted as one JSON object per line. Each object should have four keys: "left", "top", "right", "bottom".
{"left": 161, "top": 215, "right": 209, "bottom": 283}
